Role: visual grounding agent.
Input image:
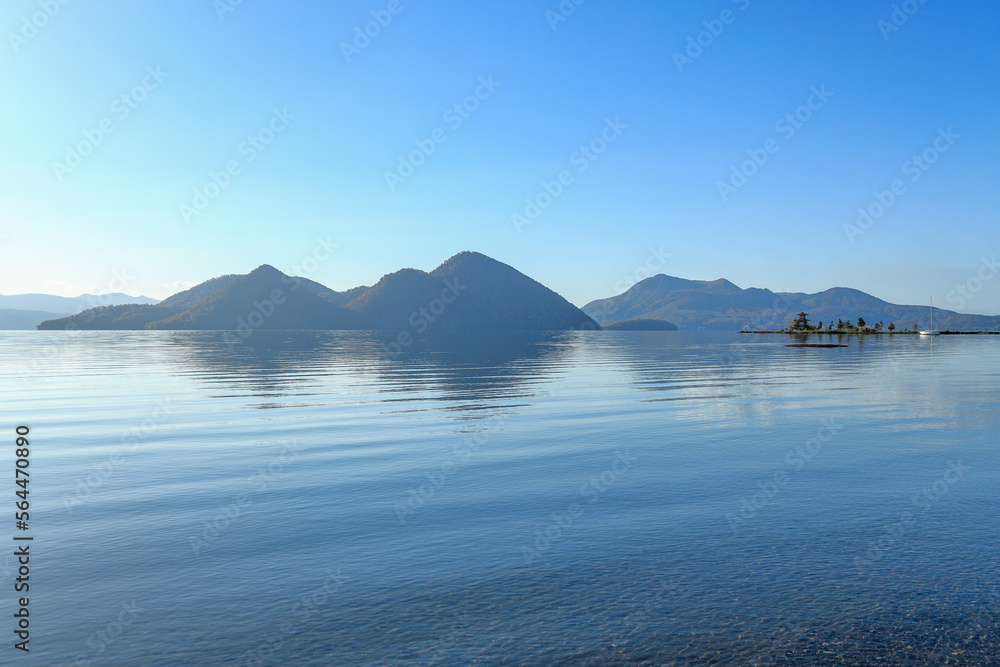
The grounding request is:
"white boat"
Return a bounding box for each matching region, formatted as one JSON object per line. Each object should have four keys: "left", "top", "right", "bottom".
{"left": 919, "top": 297, "right": 940, "bottom": 335}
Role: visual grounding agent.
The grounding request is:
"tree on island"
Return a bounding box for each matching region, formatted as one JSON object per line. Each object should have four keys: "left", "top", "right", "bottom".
{"left": 857, "top": 317, "right": 866, "bottom": 328}
{"left": 888, "top": 322, "right": 895, "bottom": 332}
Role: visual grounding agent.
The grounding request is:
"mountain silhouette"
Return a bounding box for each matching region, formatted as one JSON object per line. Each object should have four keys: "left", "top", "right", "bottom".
{"left": 346, "top": 251, "right": 598, "bottom": 331}
{"left": 583, "top": 275, "right": 1000, "bottom": 331}
{"left": 157, "top": 274, "right": 241, "bottom": 310}
{"left": 146, "top": 265, "right": 365, "bottom": 331}
{"left": 36, "top": 304, "right": 183, "bottom": 330}
{"left": 0, "top": 309, "right": 73, "bottom": 330}
{"left": 0, "top": 292, "right": 159, "bottom": 316}
{"left": 36, "top": 253, "right": 598, "bottom": 333}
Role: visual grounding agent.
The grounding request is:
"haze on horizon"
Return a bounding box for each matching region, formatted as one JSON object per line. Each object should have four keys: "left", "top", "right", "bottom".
{"left": 1, "top": 0, "right": 998, "bottom": 314}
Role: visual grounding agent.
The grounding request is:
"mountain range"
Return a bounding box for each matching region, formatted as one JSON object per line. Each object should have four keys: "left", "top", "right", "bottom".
{"left": 0, "top": 292, "right": 160, "bottom": 330}
{"left": 35, "top": 252, "right": 598, "bottom": 333}
{"left": 582, "top": 274, "right": 1000, "bottom": 332}
{"left": 9, "top": 254, "right": 1000, "bottom": 333}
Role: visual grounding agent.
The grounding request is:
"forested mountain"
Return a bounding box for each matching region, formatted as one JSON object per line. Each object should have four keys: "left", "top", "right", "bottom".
{"left": 345, "top": 252, "right": 597, "bottom": 331}
{"left": 37, "top": 253, "right": 597, "bottom": 333}
{"left": 583, "top": 275, "right": 1000, "bottom": 331}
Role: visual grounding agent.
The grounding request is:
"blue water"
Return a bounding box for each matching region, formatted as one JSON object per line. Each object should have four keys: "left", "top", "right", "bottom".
{"left": 0, "top": 330, "right": 997, "bottom": 665}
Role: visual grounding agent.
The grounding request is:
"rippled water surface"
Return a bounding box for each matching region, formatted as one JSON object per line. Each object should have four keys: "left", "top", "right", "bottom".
{"left": 1, "top": 330, "right": 998, "bottom": 665}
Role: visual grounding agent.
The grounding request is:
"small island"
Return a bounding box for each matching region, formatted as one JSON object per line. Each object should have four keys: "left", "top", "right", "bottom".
{"left": 741, "top": 312, "right": 1000, "bottom": 335}
{"left": 780, "top": 312, "right": 908, "bottom": 334}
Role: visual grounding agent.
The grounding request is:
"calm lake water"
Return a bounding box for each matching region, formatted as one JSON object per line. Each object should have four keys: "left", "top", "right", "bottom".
{"left": 0, "top": 330, "right": 997, "bottom": 665}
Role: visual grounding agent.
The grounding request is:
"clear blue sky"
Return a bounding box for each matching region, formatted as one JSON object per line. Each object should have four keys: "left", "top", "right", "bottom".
{"left": 2, "top": 0, "right": 998, "bottom": 313}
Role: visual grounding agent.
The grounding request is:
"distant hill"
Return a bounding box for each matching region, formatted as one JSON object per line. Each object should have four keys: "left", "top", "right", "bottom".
{"left": 35, "top": 253, "right": 597, "bottom": 332}
{"left": 602, "top": 318, "right": 678, "bottom": 331}
{"left": 157, "top": 275, "right": 241, "bottom": 310}
{"left": 37, "top": 304, "right": 183, "bottom": 330}
{"left": 347, "top": 268, "right": 440, "bottom": 329}
{"left": 0, "top": 292, "right": 159, "bottom": 314}
{"left": 346, "top": 251, "right": 598, "bottom": 331}
{"left": 0, "top": 309, "right": 73, "bottom": 330}
{"left": 147, "top": 265, "right": 365, "bottom": 331}
{"left": 583, "top": 275, "right": 1000, "bottom": 331}
{"left": 1, "top": 291, "right": 160, "bottom": 330}
{"left": 37, "top": 268, "right": 363, "bottom": 331}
